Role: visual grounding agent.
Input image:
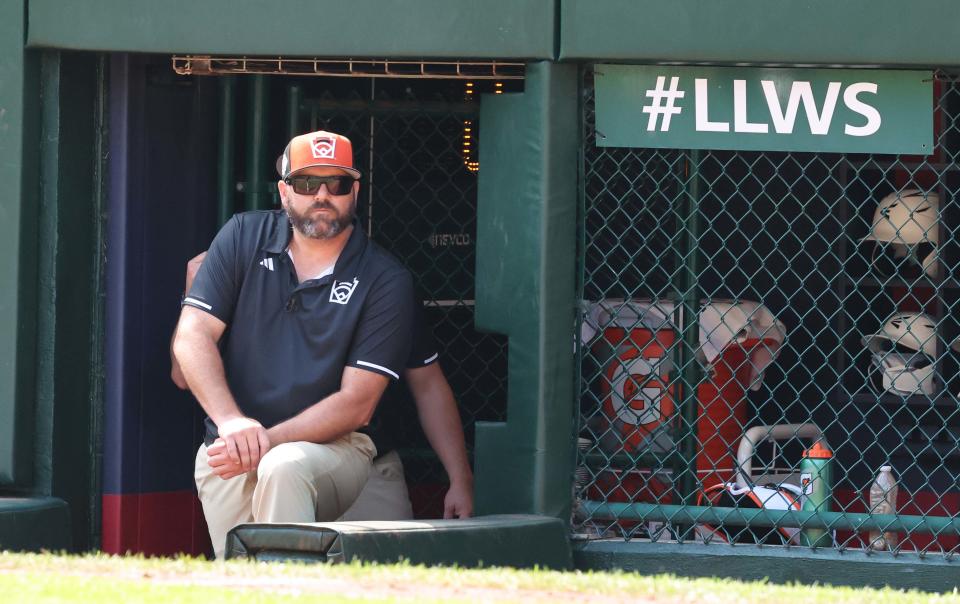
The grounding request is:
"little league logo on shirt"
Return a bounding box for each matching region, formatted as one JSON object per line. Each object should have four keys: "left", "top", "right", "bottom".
{"left": 330, "top": 278, "right": 359, "bottom": 305}
{"left": 311, "top": 136, "right": 337, "bottom": 159}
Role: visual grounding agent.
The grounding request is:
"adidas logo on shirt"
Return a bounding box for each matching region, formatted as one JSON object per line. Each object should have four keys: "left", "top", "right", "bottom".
{"left": 259, "top": 257, "right": 275, "bottom": 271}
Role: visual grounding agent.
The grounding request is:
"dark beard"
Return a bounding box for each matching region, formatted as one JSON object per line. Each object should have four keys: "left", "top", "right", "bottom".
{"left": 285, "top": 196, "right": 355, "bottom": 239}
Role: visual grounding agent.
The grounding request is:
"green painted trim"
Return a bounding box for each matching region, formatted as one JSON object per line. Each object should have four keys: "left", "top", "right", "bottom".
{"left": 581, "top": 501, "right": 960, "bottom": 535}
{"left": 86, "top": 53, "right": 108, "bottom": 551}
{"left": 34, "top": 51, "right": 62, "bottom": 496}
{"left": 243, "top": 76, "right": 271, "bottom": 212}
{"left": 561, "top": 0, "right": 960, "bottom": 67}
{"left": 34, "top": 50, "right": 101, "bottom": 550}
{"left": 286, "top": 85, "right": 301, "bottom": 143}
{"left": 473, "top": 62, "right": 579, "bottom": 520}
{"left": 0, "top": 0, "right": 39, "bottom": 488}
{"left": 675, "top": 150, "right": 703, "bottom": 502}
{"left": 217, "top": 76, "right": 237, "bottom": 227}
{"left": 28, "top": 0, "right": 555, "bottom": 59}
{"left": 574, "top": 540, "right": 960, "bottom": 592}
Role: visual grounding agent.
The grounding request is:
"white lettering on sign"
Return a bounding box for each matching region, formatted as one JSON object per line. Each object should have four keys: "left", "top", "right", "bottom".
{"left": 642, "top": 76, "right": 685, "bottom": 132}
{"left": 734, "top": 79, "right": 768, "bottom": 134}
{"left": 843, "top": 83, "right": 882, "bottom": 136}
{"left": 652, "top": 77, "right": 882, "bottom": 137}
{"left": 695, "top": 79, "right": 729, "bottom": 132}
{"left": 760, "top": 80, "right": 841, "bottom": 135}
{"left": 428, "top": 233, "right": 472, "bottom": 248}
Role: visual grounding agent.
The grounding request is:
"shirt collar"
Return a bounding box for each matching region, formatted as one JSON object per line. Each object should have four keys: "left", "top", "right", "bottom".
{"left": 262, "top": 212, "right": 368, "bottom": 278}
{"left": 262, "top": 210, "right": 293, "bottom": 254}
{"left": 330, "top": 222, "right": 368, "bottom": 279}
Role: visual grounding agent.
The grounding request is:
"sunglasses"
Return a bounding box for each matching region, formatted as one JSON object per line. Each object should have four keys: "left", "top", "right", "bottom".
{"left": 285, "top": 175, "right": 356, "bottom": 196}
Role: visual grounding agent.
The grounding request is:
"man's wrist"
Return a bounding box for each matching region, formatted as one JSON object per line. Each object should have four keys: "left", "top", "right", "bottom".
{"left": 448, "top": 472, "right": 474, "bottom": 487}
{"left": 213, "top": 411, "right": 247, "bottom": 426}
{"left": 265, "top": 424, "right": 287, "bottom": 446}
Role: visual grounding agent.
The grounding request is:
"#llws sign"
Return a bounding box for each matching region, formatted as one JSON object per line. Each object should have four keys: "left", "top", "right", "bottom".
{"left": 594, "top": 65, "right": 933, "bottom": 155}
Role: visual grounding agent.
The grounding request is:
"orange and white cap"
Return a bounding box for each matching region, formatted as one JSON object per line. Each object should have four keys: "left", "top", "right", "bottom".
{"left": 803, "top": 441, "right": 833, "bottom": 459}
{"left": 276, "top": 130, "right": 361, "bottom": 180}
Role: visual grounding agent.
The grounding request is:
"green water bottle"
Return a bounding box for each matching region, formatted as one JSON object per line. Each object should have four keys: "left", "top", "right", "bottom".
{"left": 799, "top": 440, "right": 833, "bottom": 547}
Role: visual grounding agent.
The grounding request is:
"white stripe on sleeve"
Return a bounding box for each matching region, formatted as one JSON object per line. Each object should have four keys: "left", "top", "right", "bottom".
{"left": 355, "top": 360, "right": 400, "bottom": 380}
{"left": 423, "top": 353, "right": 439, "bottom": 365}
{"left": 183, "top": 297, "right": 213, "bottom": 310}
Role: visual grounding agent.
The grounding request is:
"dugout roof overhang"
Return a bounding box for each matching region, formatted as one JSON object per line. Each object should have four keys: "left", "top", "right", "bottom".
{"left": 26, "top": 0, "right": 555, "bottom": 60}
{"left": 26, "top": 0, "right": 960, "bottom": 68}
{"left": 560, "top": 0, "right": 960, "bottom": 68}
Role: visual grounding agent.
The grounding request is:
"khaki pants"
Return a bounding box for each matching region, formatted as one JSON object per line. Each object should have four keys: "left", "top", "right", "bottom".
{"left": 338, "top": 450, "right": 414, "bottom": 521}
{"left": 194, "top": 432, "right": 375, "bottom": 559}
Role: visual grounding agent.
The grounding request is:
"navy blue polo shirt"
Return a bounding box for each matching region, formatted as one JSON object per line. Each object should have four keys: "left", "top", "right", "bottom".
{"left": 364, "top": 303, "right": 440, "bottom": 455}
{"left": 405, "top": 303, "right": 441, "bottom": 369}
{"left": 183, "top": 210, "right": 415, "bottom": 445}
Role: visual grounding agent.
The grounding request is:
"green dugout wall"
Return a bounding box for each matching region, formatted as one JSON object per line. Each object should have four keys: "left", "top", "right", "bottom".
{"left": 0, "top": 0, "right": 561, "bottom": 552}
{"left": 473, "top": 62, "right": 579, "bottom": 518}
{"left": 26, "top": 0, "right": 556, "bottom": 58}
{"left": 0, "top": 0, "right": 37, "bottom": 490}
{"left": 0, "top": 1, "right": 99, "bottom": 550}
{"left": 560, "top": 0, "right": 960, "bottom": 66}
{"left": 4, "top": 0, "right": 960, "bottom": 588}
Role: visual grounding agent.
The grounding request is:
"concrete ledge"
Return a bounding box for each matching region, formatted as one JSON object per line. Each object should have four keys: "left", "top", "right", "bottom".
{"left": 0, "top": 497, "right": 71, "bottom": 552}
{"left": 574, "top": 540, "right": 960, "bottom": 593}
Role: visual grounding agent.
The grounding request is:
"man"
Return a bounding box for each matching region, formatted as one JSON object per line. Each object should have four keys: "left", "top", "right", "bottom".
{"left": 172, "top": 253, "right": 474, "bottom": 524}
{"left": 342, "top": 355, "right": 473, "bottom": 521}
{"left": 173, "top": 130, "right": 417, "bottom": 558}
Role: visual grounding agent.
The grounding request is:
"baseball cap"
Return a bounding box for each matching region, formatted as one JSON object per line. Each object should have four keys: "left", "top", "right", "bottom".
{"left": 275, "top": 130, "right": 361, "bottom": 180}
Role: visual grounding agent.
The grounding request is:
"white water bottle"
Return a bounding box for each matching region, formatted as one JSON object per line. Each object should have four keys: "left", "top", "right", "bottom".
{"left": 868, "top": 466, "right": 899, "bottom": 551}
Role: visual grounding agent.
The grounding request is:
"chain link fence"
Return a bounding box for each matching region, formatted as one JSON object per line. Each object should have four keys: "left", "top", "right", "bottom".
{"left": 299, "top": 77, "right": 513, "bottom": 516}
{"left": 574, "top": 67, "right": 960, "bottom": 555}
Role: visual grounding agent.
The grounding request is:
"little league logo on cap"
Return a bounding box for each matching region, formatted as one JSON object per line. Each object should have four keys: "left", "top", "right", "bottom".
{"left": 276, "top": 130, "right": 362, "bottom": 180}
{"left": 310, "top": 135, "right": 337, "bottom": 159}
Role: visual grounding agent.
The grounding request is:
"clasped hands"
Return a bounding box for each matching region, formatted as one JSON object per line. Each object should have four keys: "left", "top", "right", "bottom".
{"left": 208, "top": 416, "right": 271, "bottom": 480}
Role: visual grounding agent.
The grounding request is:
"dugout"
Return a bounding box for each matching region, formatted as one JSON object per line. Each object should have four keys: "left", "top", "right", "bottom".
{"left": 100, "top": 56, "right": 522, "bottom": 555}
{"left": 5, "top": 0, "right": 960, "bottom": 591}
{"left": 563, "top": 1, "right": 960, "bottom": 591}
{"left": 0, "top": 0, "right": 575, "bottom": 560}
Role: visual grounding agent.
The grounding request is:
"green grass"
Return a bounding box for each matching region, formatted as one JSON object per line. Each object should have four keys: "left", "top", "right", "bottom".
{"left": 1, "top": 551, "right": 958, "bottom": 603}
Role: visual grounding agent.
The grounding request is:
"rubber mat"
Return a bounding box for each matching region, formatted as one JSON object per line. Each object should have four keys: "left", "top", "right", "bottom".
{"left": 0, "top": 497, "right": 71, "bottom": 552}
{"left": 225, "top": 514, "right": 571, "bottom": 569}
